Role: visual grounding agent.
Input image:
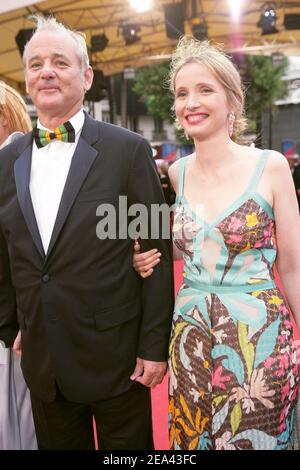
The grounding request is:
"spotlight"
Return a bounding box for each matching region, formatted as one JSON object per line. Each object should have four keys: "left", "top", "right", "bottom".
{"left": 129, "top": 0, "right": 152, "bottom": 13}
{"left": 257, "top": 3, "right": 278, "bottom": 35}
{"left": 91, "top": 34, "right": 109, "bottom": 53}
{"left": 163, "top": 3, "right": 184, "bottom": 39}
{"left": 85, "top": 70, "right": 107, "bottom": 102}
{"left": 15, "top": 28, "right": 35, "bottom": 57}
{"left": 284, "top": 14, "right": 300, "bottom": 30}
{"left": 229, "top": 0, "right": 243, "bottom": 21}
{"left": 191, "top": 18, "right": 208, "bottom": 41}
{"left": 121, "top": 22, "right": 141, "bottom": 45}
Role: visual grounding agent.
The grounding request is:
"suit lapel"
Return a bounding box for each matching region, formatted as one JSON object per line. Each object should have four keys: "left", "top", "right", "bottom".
{"left": 45, "top": 115, "right": 99, "bottom": 259}
{"left": 14, "top": 134, "right": 45, "bottom": 259}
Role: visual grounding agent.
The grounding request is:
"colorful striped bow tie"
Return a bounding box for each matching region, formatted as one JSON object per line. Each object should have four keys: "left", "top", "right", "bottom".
{"left": 33, "top": 121, "right": 76, "bottom": 148}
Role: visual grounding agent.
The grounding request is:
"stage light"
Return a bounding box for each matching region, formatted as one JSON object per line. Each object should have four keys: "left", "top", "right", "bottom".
{"left": 15, "top": 28, "right": 35, "bottom": 57}
{"left": 284, "top": 13, "right": 300, "bottom": 30}
{"left": 163, "top": 3, "right": 184, "bottom": 40}
{"left": 121, "top": 21, "right": 141, "bottom": 45}
{"left": 191, "top": 18, "right": 208, "bottom": 41}
{"left": 228, "top": 0, "right": 243, "bottom": 21}
{"left": 257, "top": 3, "right": 278, "bottom": 35}
{"left": 91, "top": 34, "right": 109, "bottom": 53}
{"left": 129, "top": 0, "right": 152, "bottom": 13}
{"left": 85, "top": 70, "right": 108, "bottom": 102}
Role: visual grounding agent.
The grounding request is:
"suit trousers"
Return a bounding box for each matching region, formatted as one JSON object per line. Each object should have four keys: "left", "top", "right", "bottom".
{"left": 30, "top": 381, "right": 154, "bottom": 450}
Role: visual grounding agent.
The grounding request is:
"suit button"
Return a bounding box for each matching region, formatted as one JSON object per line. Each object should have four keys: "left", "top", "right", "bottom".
{"left": 42, "top": 274, "right": 50, "bottom": 283}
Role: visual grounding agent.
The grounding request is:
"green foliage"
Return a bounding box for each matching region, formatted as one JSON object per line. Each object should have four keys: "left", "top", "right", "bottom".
{"left": 176, "top": 128, "right": 194, "bottom": 145}
{"left": 245, "top": 55, "right": 288, "bottom": 125}
{"left": 132, "top": 61, "right": 174, "bottom": 122}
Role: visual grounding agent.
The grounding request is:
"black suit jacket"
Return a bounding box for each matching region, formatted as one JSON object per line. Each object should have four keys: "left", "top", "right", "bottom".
{"left": 0, "top": 113, "right": 174, "bottom": 403}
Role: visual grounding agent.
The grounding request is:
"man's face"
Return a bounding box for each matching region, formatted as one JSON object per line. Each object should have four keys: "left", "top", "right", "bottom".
{"left": 25, "top": 31, "right": 93, "bottom": 120}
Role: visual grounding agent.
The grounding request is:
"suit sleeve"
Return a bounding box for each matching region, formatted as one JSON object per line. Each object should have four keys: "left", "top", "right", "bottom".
{"left": 128, "top": 138, "right": 174, "bottom": 361}
{"left": 0, "top": 224, "right": 18, "bottom": 347}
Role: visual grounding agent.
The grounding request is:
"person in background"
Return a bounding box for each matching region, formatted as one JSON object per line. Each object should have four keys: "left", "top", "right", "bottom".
{"left": 0, "top": 16, "right": 173, "bottom": 450}
{"left": 0, "top": 81, "right": 37, "bottom": 450}
{"left": 133, "top": 37, "right": 300, "bottom": 450}
{"left": 156, "top": 160, "right": 176, "bottom": 206}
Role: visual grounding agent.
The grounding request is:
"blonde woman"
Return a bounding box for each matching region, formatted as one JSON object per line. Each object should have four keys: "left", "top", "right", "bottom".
{"left": 133, "top": 38, "right": 300, "bottom": 450}
{"left": 0, "top": 81, "right": 37, "bottom": 449}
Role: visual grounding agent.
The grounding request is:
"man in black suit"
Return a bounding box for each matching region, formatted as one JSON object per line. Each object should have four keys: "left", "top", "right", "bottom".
{"left": 0, "top": 16, "right": 173, "bottom": 450}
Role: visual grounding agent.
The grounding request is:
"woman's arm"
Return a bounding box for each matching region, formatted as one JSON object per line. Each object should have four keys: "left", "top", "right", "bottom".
{"left": 272, "top": 151, "right": 300, "bottom": 333}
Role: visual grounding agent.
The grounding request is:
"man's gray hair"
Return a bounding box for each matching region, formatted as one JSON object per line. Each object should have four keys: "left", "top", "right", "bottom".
{"left": 23, "top": 15, "right": 90, "bottom": 72}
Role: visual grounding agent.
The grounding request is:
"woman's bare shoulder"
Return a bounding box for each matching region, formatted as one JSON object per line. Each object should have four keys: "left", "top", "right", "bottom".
{"left": 266, "top": 149, "right": 289, "bottom": 171}
{"left": 251, "top": 148, "right": 290, "bottom": 178}
{"left": 238, "top": 146, "right": 288, "bottom": 171}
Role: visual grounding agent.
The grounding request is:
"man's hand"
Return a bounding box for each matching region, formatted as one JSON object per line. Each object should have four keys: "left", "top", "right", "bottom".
{"left": 12, "top": 330, "right": 22, "bottom": 356}
{"left": 130, "top": 357, "right": 167, "bottom": 388}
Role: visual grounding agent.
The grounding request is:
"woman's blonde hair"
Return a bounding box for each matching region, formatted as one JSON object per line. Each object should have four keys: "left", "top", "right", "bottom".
{"left": 0, "top": 81, "right": 32, "bottom": 134}
{"left": 169, "top": 36, "right": 247, "bottom": 141}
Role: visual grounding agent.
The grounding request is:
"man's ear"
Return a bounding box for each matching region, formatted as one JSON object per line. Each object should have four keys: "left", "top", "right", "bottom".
{"left": 84, "top": 66, "right": 94, "bottom": 92}
{"left": 25, "top": 76, "right": 29, "bottom": 94}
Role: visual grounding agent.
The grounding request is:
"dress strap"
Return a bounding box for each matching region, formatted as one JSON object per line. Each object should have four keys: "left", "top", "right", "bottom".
{"left": 177, "top": 157, "right": 187, "bottom": 197}
{"left": 247, "top": 149, "right": 271, "bottom": 193}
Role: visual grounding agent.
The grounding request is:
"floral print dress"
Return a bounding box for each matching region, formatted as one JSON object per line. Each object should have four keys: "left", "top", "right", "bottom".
{"left": 169, "top": 150, "right": 299, "bottom": 450}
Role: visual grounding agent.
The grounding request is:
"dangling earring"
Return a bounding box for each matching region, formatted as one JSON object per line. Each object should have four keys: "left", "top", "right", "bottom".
{"left": 228, "top": 111, "right": 235, "bottom": 137}
{"left": 184, "top": 129, "right": 189, "bottom": 140}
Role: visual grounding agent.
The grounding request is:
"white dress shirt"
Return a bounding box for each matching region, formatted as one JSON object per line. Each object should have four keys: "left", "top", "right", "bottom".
{"left": 30, "top": 109, "right": 84, "bottom": 254}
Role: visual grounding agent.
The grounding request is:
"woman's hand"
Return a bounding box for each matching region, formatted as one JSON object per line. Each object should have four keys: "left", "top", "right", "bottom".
{"left": 133, "top": 240, "right": 161, "bottom": 278}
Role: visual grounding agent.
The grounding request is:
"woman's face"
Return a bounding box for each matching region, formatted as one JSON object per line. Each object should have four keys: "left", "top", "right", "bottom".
{"left": 0, "top": 113, "right": 10, "bottom": 146}
{"left": 174, "top": 61, "right": 231, "bottom": 141}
